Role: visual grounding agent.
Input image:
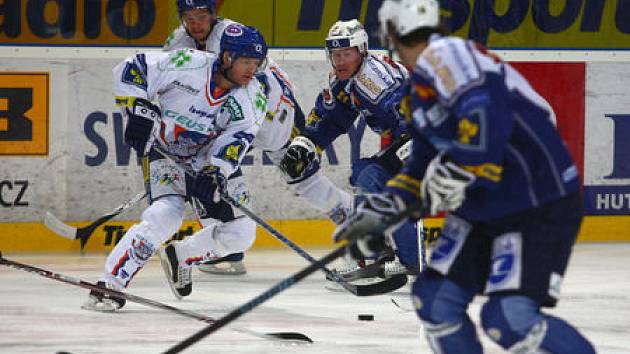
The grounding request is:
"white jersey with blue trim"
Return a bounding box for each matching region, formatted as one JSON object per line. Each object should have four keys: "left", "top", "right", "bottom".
{"left": 251, "top": 59, "right": 299, "bottom": 152}
{"left": 163, "top": 20, "right": 296, "bottom": 153}
{"left": 163, "top": 18, "right": 238, "bottom": 53}
{"left": 113, "top": 49, "right": 267, "bottom": 177}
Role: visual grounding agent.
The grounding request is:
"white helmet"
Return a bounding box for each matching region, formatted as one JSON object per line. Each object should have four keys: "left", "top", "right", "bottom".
{"left": 378, "top": 0, "right": 440, "bottom": 45}
{"left": 325, "top": 19, "right": 369, "bottom": 57}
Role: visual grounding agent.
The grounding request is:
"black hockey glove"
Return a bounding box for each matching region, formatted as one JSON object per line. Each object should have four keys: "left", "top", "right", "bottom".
{"left": 280, "top": 136, "right": 319, "bottom": 179}
{"left": 124, "top": 97, "right": 160, "bottom": 156}
{"left": 191, "top": 167, "right": 227, "bottom": 203}
{"left": 333, "top": 193, "right": 406, "bottom": 261}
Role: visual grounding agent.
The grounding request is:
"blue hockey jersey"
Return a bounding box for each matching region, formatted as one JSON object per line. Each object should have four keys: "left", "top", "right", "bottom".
{"left": 303, "top": 54, "right": 409, "bottom": 149}
{"left": 386, "top": 35, "right": 580, "bottom": 221}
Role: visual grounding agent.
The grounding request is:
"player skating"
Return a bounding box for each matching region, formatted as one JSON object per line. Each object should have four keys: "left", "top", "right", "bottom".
{"left": 82, "top": 25, "right": 268, "bottom": 311}
{"left": 280, "top": 19, "right": 422, "bottom": 282}
{"left": 334, "top": 1, "right": 596, "bottom": 353}
{"left": 164, "top": 0, "right": 353, "bottom": 277}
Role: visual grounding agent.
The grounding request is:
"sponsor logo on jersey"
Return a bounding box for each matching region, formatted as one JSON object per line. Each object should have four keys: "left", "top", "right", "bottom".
{"left": 414, "top": 84, "right": 437, "bottom": 100}
{"left": 224, "top": 96, "right": 244, "bottom": 121}
{"left": 422, "top": 47, "right": 457, "bottom": 94}
{"left": 219, "top": 141, "right": 245, "bottom": 164}
{"left": 188, "top": 105, "right": 214, "bottom": 119}
{"left": 457, "top": 117, "right": 479, "bottom": 144}
{"left": 355, "top": 72, "right": 382, "bottom": 97}
{"left": 164, "top": 109, "right": 209, "bottom": 132}
{"left": 254, "top": 91, "right": 267, "bottom": 114}
{"left": 121, "top": 62, "right": 148, "bottom": 90}
{"left": 170, "top": 50, "right": 192, "bottom": 68}
{"left": 167, "top": 80, "right": 200, "bottom": 95}
{"left": 0, "top": 72, "right": 49, "bottom": 155}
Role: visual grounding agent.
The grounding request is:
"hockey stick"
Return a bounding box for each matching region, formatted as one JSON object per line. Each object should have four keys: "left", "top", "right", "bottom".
{"left": 44, "top": 191, "right": 147, "bottom": 251}
{"left": 0, "top": 251, "right": 312, "bottom": 343}
{"left": 163, "top": 203, "right": 424, "bottom": 353}
{"left": 227, "top": 199, "right": 407, "bottom": 296}
{"left": 151, "top": 148, "right": 406, "bottom": 296}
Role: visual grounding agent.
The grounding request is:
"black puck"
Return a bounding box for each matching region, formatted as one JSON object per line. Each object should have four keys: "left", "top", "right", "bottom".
{"left": 358, "top": 314, "right": 374, "bottom": 321}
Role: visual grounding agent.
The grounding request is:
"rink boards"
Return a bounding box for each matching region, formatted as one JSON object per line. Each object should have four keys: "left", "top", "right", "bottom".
{"left": 1, "top": 48, "right": 629, "bottom": 252}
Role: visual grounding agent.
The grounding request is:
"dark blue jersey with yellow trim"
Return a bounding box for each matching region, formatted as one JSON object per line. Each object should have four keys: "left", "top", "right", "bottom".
{"left": 387, "top": 35, "right": 580, "bottom": 221}
{"left": 303, "top": 54, "right": 409, "bottom": 149}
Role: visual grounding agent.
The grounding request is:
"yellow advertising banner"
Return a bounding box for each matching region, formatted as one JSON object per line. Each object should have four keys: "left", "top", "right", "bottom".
{"left": 0, "top": 0, "right": 170, "bottom": 46}
{"left": 0, "top": 73, "right": 49, "bottom": 156}
{"left": 1, "top": 1, "right": 628, "bottom": 48}
{"left": 220, "top": 0, "right": 630, "bottom": 49}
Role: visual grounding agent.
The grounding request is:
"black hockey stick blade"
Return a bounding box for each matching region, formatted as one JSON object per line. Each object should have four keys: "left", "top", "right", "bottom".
{"left": 163, "top": 246, "right": 345, "bottom": 353}
{"left": 355, "top": 274, "right": 408, "bottom": 296}
{"left": 44, "top": 192, "right": 147, "bottom": 251}
{"left": 0, "top": 252, "right": 311, "bottom": 343}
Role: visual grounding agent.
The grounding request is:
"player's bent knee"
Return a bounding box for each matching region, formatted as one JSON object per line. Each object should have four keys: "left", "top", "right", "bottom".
{"left": 412, "top": 272, "right": 474, "bottom": 323}
{"left": 215, "top": 217, "right": 256, "bottom": 253}
{"left": 480, "top": 295, "right": 545, "bottom": 350}
{"left": 141, "top": 196, "right": 185, "bottom": 238}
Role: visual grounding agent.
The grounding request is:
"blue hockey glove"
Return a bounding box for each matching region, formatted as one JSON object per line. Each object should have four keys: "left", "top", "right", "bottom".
{"left": 124, "top": 98, "right": 160, "bottom": 156}
{"left": 280, "top": 136, "right": 319, "bottom": 179}
{"left": 421, "top": 153, "right": 475, "bottom": 215}
{"left": 333, "top": 193, "right": 405, "bottom": 262}
{"left": 192, "top": 167, "right": 227, "bottom": 203}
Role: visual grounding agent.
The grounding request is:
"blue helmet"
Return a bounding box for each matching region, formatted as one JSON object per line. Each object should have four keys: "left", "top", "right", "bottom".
{"left": 220, "top": 24, "right": 268, "bottom": 62}
{"left": 177, "top": 0, "right": 216, "bottom": 15}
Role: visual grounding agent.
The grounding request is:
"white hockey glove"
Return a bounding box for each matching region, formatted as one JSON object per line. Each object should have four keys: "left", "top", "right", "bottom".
{"left": 280, "top": 136, "right": 319, "bottom": 179}
{"left": 124, "top": 97, "right": 159, "bottom": 156}
{"left": 421, "top": 153, "right": 475, "bottom": 215}
{"left": 333, "top": 193, "right": 406, "bottom": 262}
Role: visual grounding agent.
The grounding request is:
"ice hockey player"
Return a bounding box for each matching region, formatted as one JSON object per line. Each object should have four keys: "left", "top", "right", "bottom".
{"left": 280, "top": 19, "right": 421, "bottom": 281}
{"left": 334, "top": 1, "right": 596, "bottom": 353}
{"left": 82, "top": 25, "right": 268, "bottom": 311}
{"left": 164, "top": 0, "right": 353, "bottom": 276}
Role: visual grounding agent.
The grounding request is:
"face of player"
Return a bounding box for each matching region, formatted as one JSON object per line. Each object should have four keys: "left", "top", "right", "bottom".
{"left": 330, "top": 47, "right": 363, "bottom": 81}
{"left": 225, "top": 56, "right": 263, "bottom": 86}
{"left": 389, "top": 34, "right": 428, "bottom": 69}
{"left": 181, "top": 8, "right": 215, "bottom": 42}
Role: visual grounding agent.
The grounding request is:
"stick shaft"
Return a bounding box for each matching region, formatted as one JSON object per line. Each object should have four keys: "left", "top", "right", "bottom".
{"left": 163, "top": 246, "right": 345, "bottom": 354}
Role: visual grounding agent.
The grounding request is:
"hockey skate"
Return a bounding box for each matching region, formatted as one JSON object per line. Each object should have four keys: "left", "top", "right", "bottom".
{"left": 81, "top": 281, "right": 126, "bottom": 312}
{"left": 160, "top": 244, "right": 192, "bottom": 300}
{"left": 198, "top": 253, "right": 246, "bottom": 275}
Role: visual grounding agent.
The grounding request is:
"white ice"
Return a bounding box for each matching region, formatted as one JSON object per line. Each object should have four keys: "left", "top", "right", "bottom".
{"left": 1, "top": 244, "right": 629, "bottom": 354}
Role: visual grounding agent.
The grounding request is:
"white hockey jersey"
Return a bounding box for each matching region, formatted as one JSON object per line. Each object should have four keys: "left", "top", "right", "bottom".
{"left": 163, "top": 18, "right": 237, "bottom": 54}
{"left": 163, "top": 20, "right": 297, "bottom": 153}
{"left": 113, "top": 49, "right": 267, "bottom": 177}
{"left": 251, "top": 59, "right": 299, "bottom": 152}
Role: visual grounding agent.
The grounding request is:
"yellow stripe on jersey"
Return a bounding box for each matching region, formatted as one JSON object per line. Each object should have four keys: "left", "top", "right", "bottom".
{"left": 386, "top": 174, "right": 422, "bottom": 199}
{"left": 114, "top": 96, "right": 137, "bottom": 108}
{"left": 462, "top": 163, "right": 503, "bottom": 182}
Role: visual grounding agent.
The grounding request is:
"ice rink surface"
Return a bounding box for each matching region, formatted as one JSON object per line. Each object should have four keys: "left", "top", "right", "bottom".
{"left": 1, "top": 244, "right": 629, "bottom": 354}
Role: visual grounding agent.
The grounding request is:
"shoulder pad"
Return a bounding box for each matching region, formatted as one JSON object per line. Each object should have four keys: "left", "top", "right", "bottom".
{"left": 353, "top": 55, "right": 401, "bottom": 102}
{"left": 415, "top": 37, "right": 484, "bottom": 104}
{"left": 163, "top": 26, "right": 189, "bottom": 51}
{"left": 158, "top": 49, "right": 211, "bottom": 71}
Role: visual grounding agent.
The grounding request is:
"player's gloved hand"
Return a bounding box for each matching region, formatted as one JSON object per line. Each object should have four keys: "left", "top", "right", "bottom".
{"left": 421, "top": 153, "right": 475, "bottom": 215}
{"left": 280, "top": 136, "right": 319, "bottom": 179}
{"left": 333, "top": 193, "right": 405, "bottom": 261}
{"left": 124, "top": 97, "right": 160, "bottom": 156}
{"left": 192, "top": 166, "right": 227, "bottom": 203}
